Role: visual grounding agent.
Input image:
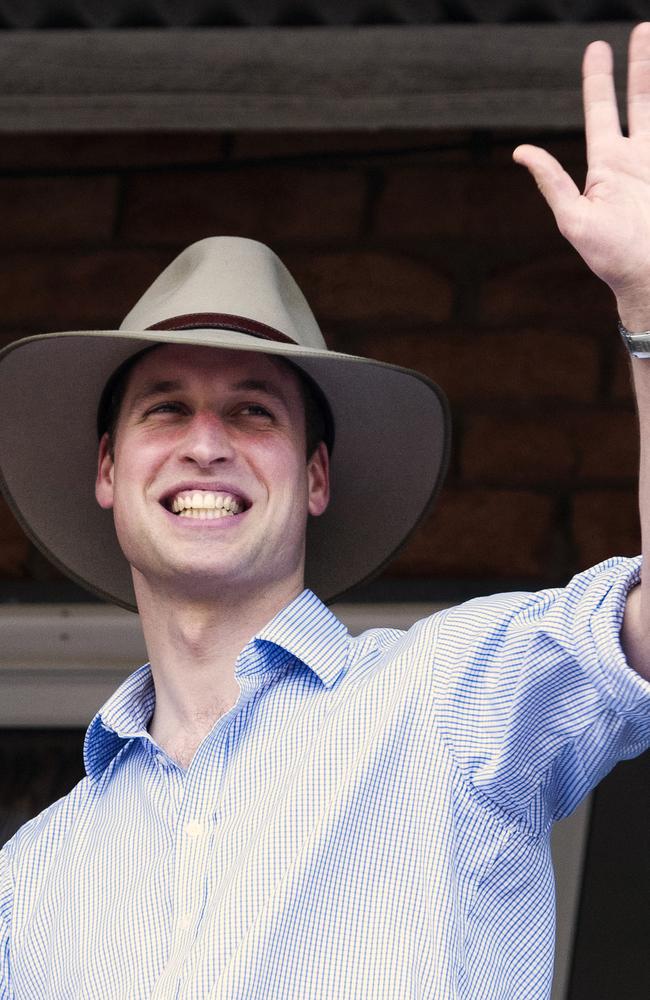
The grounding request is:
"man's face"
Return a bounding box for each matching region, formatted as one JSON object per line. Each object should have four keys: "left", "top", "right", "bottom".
{"left": 95, "top": 344, "right": 329, "bottom": 603}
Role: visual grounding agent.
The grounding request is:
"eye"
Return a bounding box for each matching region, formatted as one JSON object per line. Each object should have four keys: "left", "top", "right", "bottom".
{"left": 239, "top": 403, "right": 273, "bottom": 418}
{"left": 145, "top": 400, "right": 187, "bottom": 416}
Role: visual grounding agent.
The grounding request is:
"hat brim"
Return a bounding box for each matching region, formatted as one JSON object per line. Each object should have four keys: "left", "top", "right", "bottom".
{"left": 0, "top": 328, "right": 450, "bottom": 610}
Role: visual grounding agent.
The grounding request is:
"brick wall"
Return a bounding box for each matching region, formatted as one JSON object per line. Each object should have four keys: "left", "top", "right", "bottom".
{"left": 0, "top": 129, "right": 638, "bottom": 597}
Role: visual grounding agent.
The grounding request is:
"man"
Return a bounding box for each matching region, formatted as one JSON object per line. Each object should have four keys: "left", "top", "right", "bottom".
{"left": 0, "top": 23, "right": 649, "bottom": 1000}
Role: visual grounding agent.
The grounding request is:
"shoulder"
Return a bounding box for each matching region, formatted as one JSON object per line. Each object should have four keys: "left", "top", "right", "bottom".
{"left": 436, "top": 556, "right": 642, "bottom": 645}
{"left": 343, "top": 556, "right": 644, "bottom": 693}
{"left": 1, "top": 774, "right": 96, "bottom": 884}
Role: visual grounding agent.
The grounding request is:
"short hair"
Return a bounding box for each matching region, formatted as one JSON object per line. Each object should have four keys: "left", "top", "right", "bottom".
{"left": 96, "top": 345, "right": 335, "bottom": 460}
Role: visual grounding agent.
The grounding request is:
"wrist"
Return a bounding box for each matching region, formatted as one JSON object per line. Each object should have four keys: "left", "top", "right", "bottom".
{"left": 616, "top": 292, "right": 650, "bottom": 333}
{"left": 618, "top": 309, "right": 650, "bottom": 333}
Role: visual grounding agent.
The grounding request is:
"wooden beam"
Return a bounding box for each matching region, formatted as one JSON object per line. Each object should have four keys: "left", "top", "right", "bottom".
{"left": 0, "top": 24, "right": 634, "bottom": 131}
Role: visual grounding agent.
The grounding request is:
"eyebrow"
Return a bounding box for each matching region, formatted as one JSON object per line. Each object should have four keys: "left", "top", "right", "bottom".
{"left": 232, "top": 378, "right": 290, "bottom": 406}
{"left": 129, "top": 377, "right": 290, "bottom": 411}
{"left": 129, "top": 380, "right": 184, "bottom": 411}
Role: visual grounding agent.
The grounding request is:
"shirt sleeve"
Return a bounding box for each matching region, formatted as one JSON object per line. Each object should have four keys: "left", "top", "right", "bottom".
{"left": 430, "top": 556, "right": 650, "bottom": 828}
{"left": 0, "top": 849, "right": 13, "bottom": 1000}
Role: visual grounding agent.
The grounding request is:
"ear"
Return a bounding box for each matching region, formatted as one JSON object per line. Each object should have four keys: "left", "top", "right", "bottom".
{"left": 307, "top": 441, "right": 330, "bottom": 517}
{"left": 95, "top": 432, "right": 115, "bottom": 510}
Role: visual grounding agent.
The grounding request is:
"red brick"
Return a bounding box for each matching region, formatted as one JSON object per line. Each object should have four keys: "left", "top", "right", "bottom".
{"left": 0, "top": 176, "right": 117, "bottom": 245}
{"left": 374, "top": 166, "right": 465, "bottom": 240}
{"left": 491, "top": 132, "right": 587, "bottom": 170}
{"left": 230, "top": 129, "right": 474, "bottom": 163}
{"left": 374, "top": 163, "right": 561, "bottom": 242}
{"left": 572, "top": 490, "right": 641, "bottom": 567}
{"left": 391, "top": 488, "right": 555, "bottom": 578}
{"left": 480, "top": 253, "right": 615, "bottom": 327}
{"left": 120, "top": 167, "right": 366, "bottom": 244}
{"left": 286, "top": 250, "right": 453, "bottom": 324}
{"left": 573, "top": 410, "right": 639, "bottom": 481}
{"left": 340, "top": 328, "right": 600, "bottom": 403}
{"left": 461, "top": 409, "right": 639, "bottom": 486}
{"left": 461, "top": 412, "right": 573, "bottom": 485}
{"left": 0, "top": 248, "right": 451, "bottom": 334}
{"left": 0, "top": 249, "right": 171, "bottom": 327}
{"left": 0, "top": 133, "right": 228, "bottom": 170}
{"left": 475, "top": 164, "right": 566, "bottom": 242}
{"left": 0, "top": 499, "right": 30, "bottom": 578}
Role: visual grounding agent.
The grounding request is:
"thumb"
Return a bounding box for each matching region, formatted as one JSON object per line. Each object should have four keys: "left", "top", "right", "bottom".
{"left": 513, "top": 144, "right": 581, "bottom": 223}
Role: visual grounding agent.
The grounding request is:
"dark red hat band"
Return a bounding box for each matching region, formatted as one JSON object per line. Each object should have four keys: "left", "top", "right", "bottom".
{"left": 97, "top": 312, "right": 336, "bottom": 453}
{"left": 147, "top": 312, "right": 297, "bottom": 346}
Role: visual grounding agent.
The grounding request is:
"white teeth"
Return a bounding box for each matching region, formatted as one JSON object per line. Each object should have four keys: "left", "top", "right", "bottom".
{"left": 170, "top": 490, "right": 244, "bottom": 515}
{"left": 178, "top": 507, "right": 234, "bottom": 520}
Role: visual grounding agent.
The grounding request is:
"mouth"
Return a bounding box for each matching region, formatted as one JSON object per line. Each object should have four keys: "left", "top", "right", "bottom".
{"left": 163, "top": 489, "right": 250, "bottom": 520}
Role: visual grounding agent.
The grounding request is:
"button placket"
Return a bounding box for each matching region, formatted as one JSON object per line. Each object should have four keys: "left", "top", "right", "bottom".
{"left": 152, "top": 720, "right": 232, "bottom": 999}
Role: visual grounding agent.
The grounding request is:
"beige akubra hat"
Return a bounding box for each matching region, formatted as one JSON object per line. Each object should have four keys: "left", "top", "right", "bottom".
{"left": 0, "top": 236, "right": 450, "bottom": 611}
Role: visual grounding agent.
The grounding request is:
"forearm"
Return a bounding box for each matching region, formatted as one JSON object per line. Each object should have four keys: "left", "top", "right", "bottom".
{"left": 617, "top": 298, "right": 650, "bottom": 681}
{"left": 513, "top": 24, "right": 650, "bottom": 680}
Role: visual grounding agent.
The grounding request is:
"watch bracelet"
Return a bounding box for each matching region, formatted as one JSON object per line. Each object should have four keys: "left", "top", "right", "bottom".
{"left": 618, "top": 319, "right": 650, "bottom": 359}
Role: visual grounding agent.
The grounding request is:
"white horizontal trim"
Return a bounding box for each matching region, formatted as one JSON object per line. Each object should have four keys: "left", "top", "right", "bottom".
{"left": 0, "top": 602, "right": 449, "bottom": 727}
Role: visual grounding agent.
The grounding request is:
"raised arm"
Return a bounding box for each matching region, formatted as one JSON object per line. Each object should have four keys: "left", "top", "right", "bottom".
{"left": 513, "top": 22, "right": 650, "bottom": 681}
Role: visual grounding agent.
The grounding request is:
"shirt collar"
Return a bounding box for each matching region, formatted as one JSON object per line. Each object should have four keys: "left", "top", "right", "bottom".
{"left": 84, "top": 663, "right": 155, "bottom": 782}
{"left": 83, "top": 590, "right": 349, "bottom": 782}
{"left": 252, "top": 589, "right": 349, "bottom": 689}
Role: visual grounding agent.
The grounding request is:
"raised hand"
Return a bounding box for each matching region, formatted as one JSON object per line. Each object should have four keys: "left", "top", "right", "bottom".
{"left": 513, "top": 22, "right": 650, "bottom": 328}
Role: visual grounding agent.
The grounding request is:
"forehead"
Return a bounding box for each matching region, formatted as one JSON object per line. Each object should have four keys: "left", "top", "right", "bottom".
{"left": 123, "top": 344, "right": 303, "bottom": 401}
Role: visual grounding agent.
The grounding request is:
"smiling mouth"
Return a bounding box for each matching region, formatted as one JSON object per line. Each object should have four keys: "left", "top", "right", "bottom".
{"left": 167, "top": 490, "right": 247, "bottom": 519}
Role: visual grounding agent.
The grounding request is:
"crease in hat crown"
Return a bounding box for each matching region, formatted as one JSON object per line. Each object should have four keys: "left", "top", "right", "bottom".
{"left": 120, "top": 237, "right": 327, "bottom": 349}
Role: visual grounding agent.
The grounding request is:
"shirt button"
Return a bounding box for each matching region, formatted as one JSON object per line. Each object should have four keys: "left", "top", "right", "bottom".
{"left": 179, "top": 914, "right": 192, "bottom": 930}
{"left": 155, "top": 753, "right": 166, "bottom": 767}
{"left": 184, "top": 820, "right": 205, "bottom": 838}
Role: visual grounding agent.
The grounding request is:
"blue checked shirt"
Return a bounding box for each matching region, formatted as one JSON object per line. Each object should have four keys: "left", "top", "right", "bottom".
{"left": 1, "top": 558, "right": 650, "bottom": 999}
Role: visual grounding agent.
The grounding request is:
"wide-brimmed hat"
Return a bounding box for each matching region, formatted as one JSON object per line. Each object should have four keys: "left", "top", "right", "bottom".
{"left": 0, "top": 237, "right": 449, "bottom": 611}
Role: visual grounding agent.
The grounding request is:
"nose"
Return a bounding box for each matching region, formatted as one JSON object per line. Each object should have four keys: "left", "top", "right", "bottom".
{"left": 180, "top": 411, "right": 235, "bottom": 468}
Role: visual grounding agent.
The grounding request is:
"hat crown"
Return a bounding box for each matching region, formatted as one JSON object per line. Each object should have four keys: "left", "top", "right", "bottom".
{"left": 120, "top": 237, "right": 327, "bottom": 349}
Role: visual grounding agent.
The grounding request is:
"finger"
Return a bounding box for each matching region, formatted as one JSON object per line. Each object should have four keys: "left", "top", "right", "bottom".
{"left": 512, "top": 144, "right": 581, "bottom": 222}
{"left": 582, "top": 40, "right": 622, "bottom": 157}
{"left": 628, "top": 22, "right": 650, "bottom": 135}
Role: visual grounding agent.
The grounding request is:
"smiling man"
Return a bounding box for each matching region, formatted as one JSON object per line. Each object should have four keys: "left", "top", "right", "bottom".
{"left": 1, "top": 25, "right": 650, "bottom": 1000}
{"left": 96, "top": 344, "right": 330, "bottom": 765}
{"left": 102, "top": 347, "right": 330, "bottom": 602}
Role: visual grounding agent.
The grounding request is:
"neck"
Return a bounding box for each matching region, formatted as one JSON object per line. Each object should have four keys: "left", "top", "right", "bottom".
{"left": 133, "top": 574, "right": 303, "bottom": 767}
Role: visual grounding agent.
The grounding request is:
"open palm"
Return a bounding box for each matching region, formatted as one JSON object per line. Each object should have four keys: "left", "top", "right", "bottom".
{"left": 514, "top": 22, "right": 650, "bottom": 313}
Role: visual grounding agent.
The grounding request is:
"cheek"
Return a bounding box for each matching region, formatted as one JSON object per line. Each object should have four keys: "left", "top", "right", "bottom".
{"left": 247, "top": 435, "right": 302, "bottom": 478}
{"left": 112, "top": 441, "right": 165, "bottom": 499}
{"left": 119, "top": 426, "right": 174, "bottom": 463}
{"left": 272, "top": 449, "right": 309, "bottom": 495}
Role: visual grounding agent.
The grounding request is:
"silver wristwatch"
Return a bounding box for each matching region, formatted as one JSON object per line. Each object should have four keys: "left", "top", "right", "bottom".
{"left": 618, "top": 319, "right": 650, "bottom": 359}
